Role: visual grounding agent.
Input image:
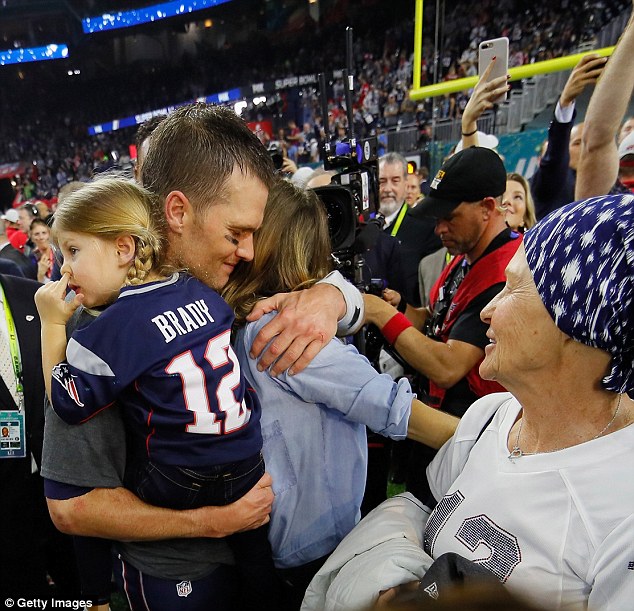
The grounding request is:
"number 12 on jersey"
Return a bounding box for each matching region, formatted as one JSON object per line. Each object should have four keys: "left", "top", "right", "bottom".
{"left": 166, "top": 330, "right": 250, "bottom": 434}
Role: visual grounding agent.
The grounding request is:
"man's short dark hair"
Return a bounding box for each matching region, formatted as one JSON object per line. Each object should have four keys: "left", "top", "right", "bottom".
{"left": 141, "top": 103, "right": 274, "bottom": 213}
{"left": 135, "top": 114, "right": 167, "bottom": 150}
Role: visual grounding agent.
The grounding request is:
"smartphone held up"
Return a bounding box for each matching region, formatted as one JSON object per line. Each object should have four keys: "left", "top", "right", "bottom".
{"left": 478, "top": 37, "right": 510, "bottom": 103}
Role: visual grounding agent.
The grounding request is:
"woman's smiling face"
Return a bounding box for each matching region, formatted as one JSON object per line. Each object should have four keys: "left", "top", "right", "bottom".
{"left": 480, "top": 244, "right": 567, "bottom": 388}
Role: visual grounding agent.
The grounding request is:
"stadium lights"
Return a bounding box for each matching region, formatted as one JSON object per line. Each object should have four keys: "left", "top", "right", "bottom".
{"left": 0, "top": 44, "right": 69, "bottom": 66}
{"left": 82, "top": 0, "right": 234, "bottom": 34}
{"left": 234, "top": 100, "right": 247, "bottom": 116}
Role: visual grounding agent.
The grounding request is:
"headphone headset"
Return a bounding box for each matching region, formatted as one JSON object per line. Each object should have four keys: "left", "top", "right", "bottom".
{"left": 20, "top": 203, "right": 40, "bottom": 218}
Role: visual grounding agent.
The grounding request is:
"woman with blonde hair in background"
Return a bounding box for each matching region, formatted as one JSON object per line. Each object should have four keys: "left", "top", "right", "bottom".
{"left": 501, "top": 173, "right": 536, "bottom": 232}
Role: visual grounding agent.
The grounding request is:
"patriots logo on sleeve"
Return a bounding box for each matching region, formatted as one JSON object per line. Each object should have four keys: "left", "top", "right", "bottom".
{"left": 52, "top": 363, "right": 85, "bottom": 408}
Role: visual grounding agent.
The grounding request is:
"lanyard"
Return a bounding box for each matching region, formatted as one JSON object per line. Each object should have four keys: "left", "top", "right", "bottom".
{"left": 0, "top": 285, "right": 24, "bottom": 410}
{"left": 426, "top": 258, "right": 468, "bottom": 339}
{"left": 389, "top": 204, "right": 408, "bottom": 237}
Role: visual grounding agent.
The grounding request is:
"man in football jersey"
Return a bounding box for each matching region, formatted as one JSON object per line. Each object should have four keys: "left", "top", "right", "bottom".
{"left": 40, "top": 104, "right": 359, "bottom": 609}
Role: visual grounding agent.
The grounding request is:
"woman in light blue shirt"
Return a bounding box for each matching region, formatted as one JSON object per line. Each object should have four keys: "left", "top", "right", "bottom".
{"left": 223, "top": 179, "right": 456, "bottom": 610}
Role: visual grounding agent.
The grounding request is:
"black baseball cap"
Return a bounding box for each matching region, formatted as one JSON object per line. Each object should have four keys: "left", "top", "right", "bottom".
{"left": 412, "top": 147, "right": 506, "bottom": 219}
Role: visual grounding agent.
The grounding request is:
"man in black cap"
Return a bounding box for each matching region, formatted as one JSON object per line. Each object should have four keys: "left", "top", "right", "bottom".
{"left": 365, "top": 147, "right": 522, "bottom": 418}
{"left": 364, "top": 147, "right": 522, "bottom": 498}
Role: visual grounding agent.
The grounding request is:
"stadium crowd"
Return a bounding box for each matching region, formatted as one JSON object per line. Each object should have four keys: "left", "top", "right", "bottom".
{"left": 0, "top": 0, "right": 629, "bottom": 203}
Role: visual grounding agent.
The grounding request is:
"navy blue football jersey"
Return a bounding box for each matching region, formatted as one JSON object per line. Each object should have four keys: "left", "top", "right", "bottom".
{"left": 51, "top": 273, "right": 262, "bottom": 466}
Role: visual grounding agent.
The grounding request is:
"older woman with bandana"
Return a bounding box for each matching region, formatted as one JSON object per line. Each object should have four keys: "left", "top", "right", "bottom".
{"left": 305, "top": 193, "right": 634, "bottom": 611}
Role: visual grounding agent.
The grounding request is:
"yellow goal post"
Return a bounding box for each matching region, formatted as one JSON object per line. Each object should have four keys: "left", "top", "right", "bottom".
{"left": 411, "top": 0, "right": 614, "bottom": 100}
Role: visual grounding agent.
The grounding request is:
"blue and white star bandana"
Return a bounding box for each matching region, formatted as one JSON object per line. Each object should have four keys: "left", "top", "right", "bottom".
{"left": 524, "top": 194, "right": 634, "bottom": 395}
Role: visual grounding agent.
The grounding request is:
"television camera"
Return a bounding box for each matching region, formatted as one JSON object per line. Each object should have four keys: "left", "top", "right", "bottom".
{"left": 309, "top": 29, "right": 392, "bottom": 364}
{"left": 310, "top": 30, "right": 384, "bottom": 297}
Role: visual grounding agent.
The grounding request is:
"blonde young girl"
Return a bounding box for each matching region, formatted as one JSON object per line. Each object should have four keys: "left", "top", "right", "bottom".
{"left": 35, "top": 176, "right": 277, "bottom": 609}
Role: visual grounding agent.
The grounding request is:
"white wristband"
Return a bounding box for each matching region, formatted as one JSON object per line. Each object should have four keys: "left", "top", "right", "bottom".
{"left": 316, "top": 270, "right": 365, "bottom": 336}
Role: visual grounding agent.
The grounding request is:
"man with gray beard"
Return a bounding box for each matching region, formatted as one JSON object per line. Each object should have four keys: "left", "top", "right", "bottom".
{"left": 379, "top": 152, "right": 440, "bottom": 308}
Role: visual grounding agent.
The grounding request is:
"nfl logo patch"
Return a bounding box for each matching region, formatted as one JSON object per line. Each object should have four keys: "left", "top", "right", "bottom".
{"left": 176, "top": 580, "right": 193, "bottom": 597}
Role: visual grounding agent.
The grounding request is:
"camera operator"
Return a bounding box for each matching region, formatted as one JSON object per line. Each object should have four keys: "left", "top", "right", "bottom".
{"left": 375, "top": 152, "right": 442, "bottom": 496}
